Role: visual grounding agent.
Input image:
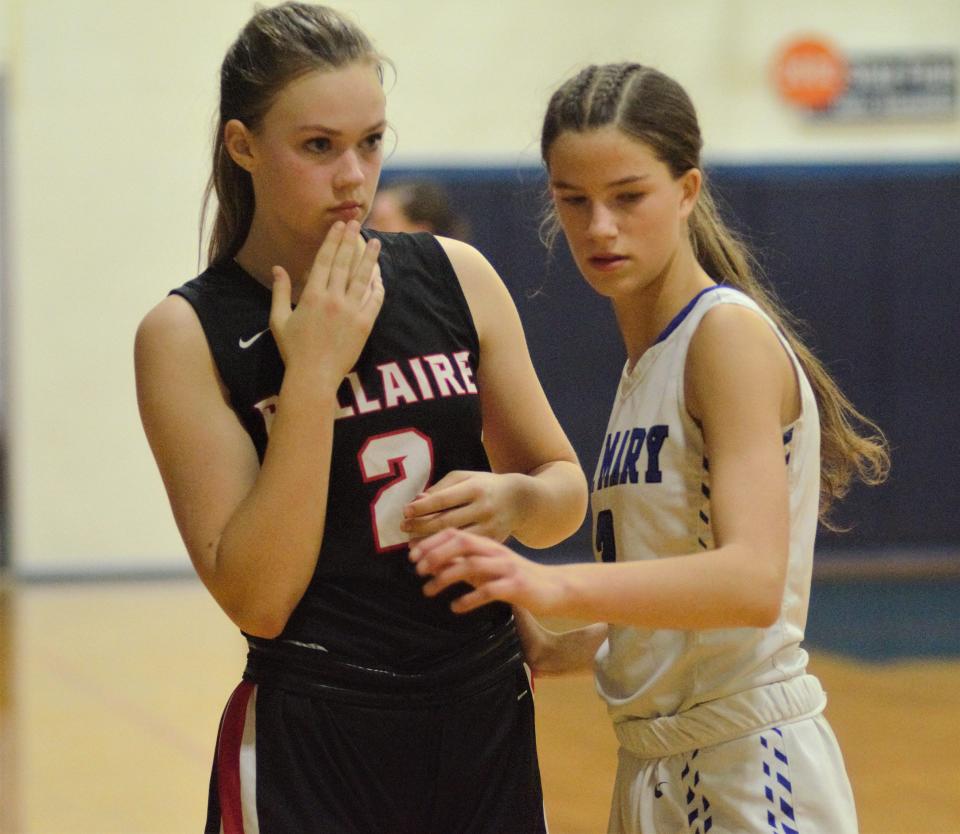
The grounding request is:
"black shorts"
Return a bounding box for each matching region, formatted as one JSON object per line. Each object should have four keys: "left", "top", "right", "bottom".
{"left": 205, "top": 634, "right": 546, "bottom": 834}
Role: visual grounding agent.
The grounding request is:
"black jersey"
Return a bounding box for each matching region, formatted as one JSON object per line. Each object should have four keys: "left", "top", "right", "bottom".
{"left": 172, "top": 231, "right": 511, "bottom": 671}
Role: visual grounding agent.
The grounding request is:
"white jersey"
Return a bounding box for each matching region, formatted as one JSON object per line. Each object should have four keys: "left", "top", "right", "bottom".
{"left": 592, "top": 285, "right": 821, "bottom": 721}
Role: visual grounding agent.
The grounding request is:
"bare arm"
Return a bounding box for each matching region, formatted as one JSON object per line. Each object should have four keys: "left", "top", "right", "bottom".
{"left": 512, "top": 606, "right": 608, "bottom": 677}
{"left": 411, "top": 304, "right": 800, "bottom": 630}
{"left": 401, "top": 238, "right": 588, "bottom": 548}
{"left": 135, "top": 222, "right": 383, "bottom": 637}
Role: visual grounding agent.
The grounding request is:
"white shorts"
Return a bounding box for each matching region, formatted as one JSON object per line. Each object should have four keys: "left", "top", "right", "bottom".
{"left": 607, "top": 676, "right": 858, "bottom": 834}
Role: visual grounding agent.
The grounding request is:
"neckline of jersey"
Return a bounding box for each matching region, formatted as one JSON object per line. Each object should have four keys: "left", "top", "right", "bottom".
{"left": 225, "top": 227, "right": 379, "bottom": 296}
{"left": 618, "top": 283, "right": 726, "bottom": 397}
{"left": 653, "top": 284, "right": 725, "bottom": 346}
{"left": 227, "top": 258, "right": 272, "bottom": 297}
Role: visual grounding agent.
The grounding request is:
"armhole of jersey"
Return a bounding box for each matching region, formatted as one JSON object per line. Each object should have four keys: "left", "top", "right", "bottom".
{"left": 683, "top": 290, "right": 809, "bottom": 438}
{"left": 167, "top": 284, "right": 236, "bottom": 410}
{"left": 676, "top": 292, "right": 718, "bottom": 431}
{"left": 720, "top": 293, "right": 808, "bottom": 434}
{"left": 168, "top": 285, "right": 209, "bottom": 350}
{"left": 168, "top": 285, "right": 195, "bottom": 305}
{"left": 411, "top": 232, "right": 483, "bottom": 357}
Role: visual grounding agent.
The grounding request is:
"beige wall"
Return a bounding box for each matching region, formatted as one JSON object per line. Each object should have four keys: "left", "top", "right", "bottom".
{"left": 3, "top": 0, "right": 959, "bottom": 573}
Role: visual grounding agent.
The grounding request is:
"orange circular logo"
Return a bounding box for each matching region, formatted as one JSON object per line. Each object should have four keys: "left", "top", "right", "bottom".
{"left": 773, "top": 37, "right": 848, "bottom": 109}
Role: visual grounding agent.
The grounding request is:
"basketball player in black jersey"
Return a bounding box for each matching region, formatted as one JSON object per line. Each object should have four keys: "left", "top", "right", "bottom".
{"left": 134, "top": 4, "right": 586, "bottom": 833}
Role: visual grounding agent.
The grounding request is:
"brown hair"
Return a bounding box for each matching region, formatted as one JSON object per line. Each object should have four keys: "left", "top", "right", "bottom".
{"left": 541, "top": 63, "right": 889, "bottom": 526}
{"left": 201, "top": 2, "right": 384, "bottom": 266}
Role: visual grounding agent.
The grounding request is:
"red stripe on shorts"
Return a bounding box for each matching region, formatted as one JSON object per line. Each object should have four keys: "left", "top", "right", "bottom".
{"left": 217, "top": 680, "right": 255, "bottom": 834}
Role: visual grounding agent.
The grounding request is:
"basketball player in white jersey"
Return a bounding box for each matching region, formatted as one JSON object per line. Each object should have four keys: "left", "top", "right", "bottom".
{"left": 411, "top": 63, "right": 889, "bottom": 834}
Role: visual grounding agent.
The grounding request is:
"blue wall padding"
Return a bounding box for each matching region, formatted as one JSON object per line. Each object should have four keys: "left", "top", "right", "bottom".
{"left": 378, "top": 164, "right": 960, "bottom": 561}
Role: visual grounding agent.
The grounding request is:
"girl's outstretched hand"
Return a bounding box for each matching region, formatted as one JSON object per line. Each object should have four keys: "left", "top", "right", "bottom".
{"left": 409, "top": 528, "right": 567, "bottom": 615}
{"left": 270, "top": 220, "right": 383, "bottom": 383}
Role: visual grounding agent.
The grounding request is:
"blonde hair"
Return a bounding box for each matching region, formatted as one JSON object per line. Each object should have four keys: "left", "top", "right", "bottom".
{"left": 541, "top": 63, "right": 889, "bottom": 526}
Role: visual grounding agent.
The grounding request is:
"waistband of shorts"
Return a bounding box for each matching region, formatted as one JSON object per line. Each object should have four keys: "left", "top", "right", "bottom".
{"left": 612, "top": 674, "right": 827, "bottom": 759}
{"left": 243, "top": 619, "right": 523, "bottom": 705}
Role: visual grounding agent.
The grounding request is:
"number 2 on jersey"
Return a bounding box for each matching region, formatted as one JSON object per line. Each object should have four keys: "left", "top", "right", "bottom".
{"left": 358, "top": 429, "right": 435, "bottom": 552}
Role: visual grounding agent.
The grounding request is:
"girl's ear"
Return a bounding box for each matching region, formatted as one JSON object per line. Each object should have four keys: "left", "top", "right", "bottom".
{"left": 223, "top": 119, "right": 257, "bottom": 173}
{"left": 678, "top": 167, "right": 702, "bottom": 220}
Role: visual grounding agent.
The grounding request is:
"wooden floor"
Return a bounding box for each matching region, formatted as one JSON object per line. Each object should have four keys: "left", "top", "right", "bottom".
{"left": 1, "top": 579, "right": 958, "bottom": 833}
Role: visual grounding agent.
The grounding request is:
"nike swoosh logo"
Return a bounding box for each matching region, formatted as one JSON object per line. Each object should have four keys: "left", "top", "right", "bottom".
{"left": 238, "top": 328, "right": 270, "bottom": 349}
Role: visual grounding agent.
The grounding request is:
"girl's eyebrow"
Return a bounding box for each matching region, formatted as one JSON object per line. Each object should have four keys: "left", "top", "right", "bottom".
{"left": 296, "top": 119, "right": 387, "bottom": 136}
{"left": 552, "top": 174, "right": 650, "bottom": 190}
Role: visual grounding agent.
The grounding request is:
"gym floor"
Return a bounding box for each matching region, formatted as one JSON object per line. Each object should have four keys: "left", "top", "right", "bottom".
{"left": 1, "top": 576, "right": 957, "bottom": 833}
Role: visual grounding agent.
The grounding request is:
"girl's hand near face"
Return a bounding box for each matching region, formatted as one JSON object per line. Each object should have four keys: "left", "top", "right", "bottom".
{"left": 270, "top": 220, "right": 384, "bottom": 385}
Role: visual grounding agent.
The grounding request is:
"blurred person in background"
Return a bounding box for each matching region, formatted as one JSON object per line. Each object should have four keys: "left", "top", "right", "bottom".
{"left": 367, "top": 178, "right": 470, "bottom": 240}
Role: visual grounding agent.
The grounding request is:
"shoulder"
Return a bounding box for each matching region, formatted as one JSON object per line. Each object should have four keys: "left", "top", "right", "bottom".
{"left": 365, "top": 228, "right": 448, "bottom": 267}
{"left": 170, "top": 263, "right": 230, "bottom": 299}
{"left": 135, "top": 294, "right": 208, "bottom": 369}
{"left": 365, "top": 229, "right": 499, "bottom": 291}
{"left": 434, "top": 237, "right": 519, "bottom": 337}
{"left": 689, "top": 289, "right": 786, "bottom": 357}
{"left": 435, "top": 237, "right": 510, "bottom": 298}
{"left": 434, "top": 236, "right": 487, "bottom": 268}
{"left": 135, "top": 293, "right": 231, "bottom": 416}
{"left": 685, "top": 295, "right": 795, "bottom": 422}
{"left": 364, "top": 229, "right": 468, "bottom": 290}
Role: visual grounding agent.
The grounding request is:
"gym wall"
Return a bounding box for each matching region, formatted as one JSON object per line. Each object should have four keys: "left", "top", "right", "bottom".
{"left": 1, "top": 0, "right": 957, "bottom": 574}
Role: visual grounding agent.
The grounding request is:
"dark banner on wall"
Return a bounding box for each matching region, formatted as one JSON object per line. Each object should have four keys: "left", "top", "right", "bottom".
{"left": 378, "top": 163, "right": 960, "bottom": 563}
